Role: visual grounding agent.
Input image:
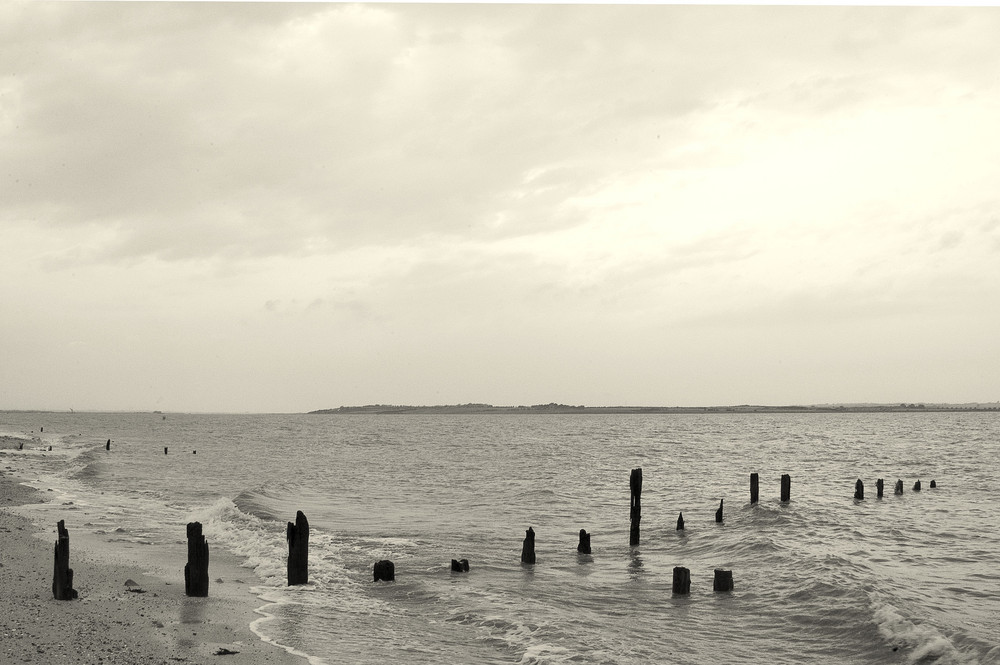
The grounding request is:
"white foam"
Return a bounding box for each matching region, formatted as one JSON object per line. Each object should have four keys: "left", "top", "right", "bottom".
{"left": 873, "top": 601, "right": 979, "bottom": 665}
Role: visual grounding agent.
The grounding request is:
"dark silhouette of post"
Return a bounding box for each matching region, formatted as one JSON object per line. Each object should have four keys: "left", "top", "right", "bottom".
{"left": 52, "top": 520, "right": 78, "bottom": 600}
{"left": 672, "top": 567, "right": 691, "bottom": 594}
{"left": 521, "top": 527, "right": 536, "bottom": 564}
{"left": 715, "top": 499, "right": 724, "bottom": 523}
{"left": 373, "top": 560, "right": 395, "bottom": 582}
{"left": 184, "top": 522, "right": 209, "bottom": 597}
{"left": 450, "top": 559, "right": 470, "bottom": 572}
{"left": 913, "top": 480, "right": 922, "bottom": 491}
{"left": 855, "top": 479, "right": 864, "bottom": 500}
{"left": 894, "top": 479, "right": 904, "bottom": 495}
{"left": 750, "top": 473, "right": 759, "bottom": 504}
{"left": 676, "top": 512, "right": 685, "bottom": 530}
{"left": 930, "top": 480, "right": 937, "bottom": 488}
{"left": 106, "top": 439, "right": 110, "bottom": 451}
{"left": 876, "top": 478, "right": 884, "bottom": 498}
{"left": 713, "top": 569, "right": 734, "bottom": 592}
{"left": 286, "top": 510, "right": 309, "bottom": 586}
{"left": 164, "top": 447, "right": 168, "bottom": 455}
{"left": 629, "top": 468, "right": 642, "bottom": 546}
{"left": 577, "top": 529, "right": 591, "bottom": 554}
{"left": 780, "top": 474, "right": 791, "bottom": 502}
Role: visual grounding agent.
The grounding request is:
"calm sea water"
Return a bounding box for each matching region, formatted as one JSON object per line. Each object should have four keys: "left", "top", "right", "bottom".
{"left": 2, "top": 411, "right": 998, "bottom": 664}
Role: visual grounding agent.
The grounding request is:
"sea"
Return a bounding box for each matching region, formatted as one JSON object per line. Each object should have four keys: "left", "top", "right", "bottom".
{"left": 2, "top": 410, "right": 998, "bottom": 665}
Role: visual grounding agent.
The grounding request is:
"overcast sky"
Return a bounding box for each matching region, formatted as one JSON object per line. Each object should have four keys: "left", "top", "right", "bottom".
{"left": 2, "top": 3, "right": 998, "bottom": 413}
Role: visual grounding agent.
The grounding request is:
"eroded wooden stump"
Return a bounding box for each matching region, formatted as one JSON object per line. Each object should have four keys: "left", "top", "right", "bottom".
{"left": 672, "top": 566, "right": 691, "bottom": 595}
{"left": 184, "top": 522, "right": 209, "bottom": 597}
{"left": 855, "top": 479, "right": 864, "bottom": 500}
{"left": 521, "top": 527, "right": 536, "bottom": 564}
{"left": 876, "top": 478, "right": 884, "bottom": 499}
{"left": 750, "top": 472, "right": 759, "bottom": 504}
{"left": 713, "top": 569, "right": 734, "bottom": 592}
{"left": 913, "top": 480, "right": 922, "bottom": 492}
{"left": 894, "top": 479, "right": 904, "bottom": 495}
{"left": 780, "top": 474, "right": 791, "bottom": 502}
{"left": 286, "top": 510, "right": 309, "bottom": 586}
{"left": 676, "top": 512, "right": 685, "bottom": 531}
{"left": 715, "top": 499, "right": 724, "bottom": 523}
{"left": 450, "top": 559, "right": 470, "bottom": 572}
{"left": 577, "top": 529, "right": 591, "bottom": 554}
{"left": 373, "top": 559, "right": 395, "bottom": 582}
{"left": 52, "top": 520, "right": 78, "bottom": 600}
{"left": 629, "top": 468, "right": 642, "bottom": 546}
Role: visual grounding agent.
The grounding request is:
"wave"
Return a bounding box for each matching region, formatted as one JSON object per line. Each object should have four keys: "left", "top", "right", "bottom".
{"left": 872, "top": 600, "right": 979, "bottom": 664}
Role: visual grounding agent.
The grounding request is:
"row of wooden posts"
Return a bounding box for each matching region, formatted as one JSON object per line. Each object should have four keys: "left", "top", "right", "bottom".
{"left": 52, "top": 469, "right": 937, "bottom": 601}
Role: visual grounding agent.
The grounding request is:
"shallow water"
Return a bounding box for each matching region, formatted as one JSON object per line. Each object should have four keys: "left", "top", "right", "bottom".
{"left": 2, "top": 411, "right": 998, "bottom": 664}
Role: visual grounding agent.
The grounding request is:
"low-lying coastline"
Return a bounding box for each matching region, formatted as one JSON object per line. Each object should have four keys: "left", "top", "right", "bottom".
{"left": 1, "top": 442, "right": 306, "bottom": 665}
{"left": 310, "top": 402, "right": 1000, "bottom": 415}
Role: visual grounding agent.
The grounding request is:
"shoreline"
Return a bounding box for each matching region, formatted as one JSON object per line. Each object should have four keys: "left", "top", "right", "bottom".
{"left": 1, "top": 448, "right": 308, "bottom": 665}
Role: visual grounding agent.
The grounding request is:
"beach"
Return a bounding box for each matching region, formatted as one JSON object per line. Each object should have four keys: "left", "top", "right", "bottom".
{"left": 1, "top": 452, "right": 305, "bottom": 665}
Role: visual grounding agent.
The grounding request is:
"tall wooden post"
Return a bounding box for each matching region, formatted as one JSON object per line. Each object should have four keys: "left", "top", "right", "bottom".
{"left": 715, "top": 499, "right": 724, "bottom": 523}
{"left": 184, "top": 522, "right": 209, "bottom": 597}
{"left": 780, "top": 474, "right": 791, "bottom": 502}
{"left": 894, "top": 479, "right": 903, "bottom": 495}
{"left": 286, "top": 510, "right": 309, "bottom": 586}
{"left": 676, "top": 512, "right": 685, "bottom": 530}
{"left": 854, "top": 479, "right": 864, "bottom": 500}
{"left": 52, "top": 520, "right": 78, "bottom": 600}
{"left": 713, "top": 569, "right": 734, "bottom": 592}
{"left": 629, "top": 468, "right": 642, "bottom": 546}
{"left": 876, "top": 478, "right": 884, "bottom": 498}
{"left": 521, "top": 527, "right": 536, "bottom": 564}
{"left": 672, "top": 566, "right": 691, "bottom": 594}
{"left": 577, "top": 529, "right": 591, "bottom": 554}
{"left": 750, "top": 473, "right": 759, "bottom": 504}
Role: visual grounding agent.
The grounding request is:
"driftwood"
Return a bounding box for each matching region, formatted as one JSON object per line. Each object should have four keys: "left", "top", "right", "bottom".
{"left": 629, "top": 468, "right": 642, "bottom": 546}
{"left": 286, "top": 511, "right": 309, "bottom": 586}
{"left": 52, "top": 520, "right": 78, "bottom": 600}
{"left": 184, "top": 522, "right": 209, "bottom": 597}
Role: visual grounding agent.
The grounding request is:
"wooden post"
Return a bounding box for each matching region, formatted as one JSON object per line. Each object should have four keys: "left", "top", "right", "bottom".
{"left": 854, "top": 479, "right": 864, "bottom": 500}
{"left": 52, "top": 520, "right": 78, "bottom": 600}
{"left": 676, "top": 512, "right": 684, "bottom": 531}
{"left": 521, "top": 527, "right": 536, "bottom": 564}
{"left": 577, "top": 529, "right": 591, "bottom": 554}
{"left": 750, "top": 473, "right": 759, "bottom": 504}
{"left": 672, "top": 566, "right": 691, "bottom": 594}
{"left": 876, "top": 478, "right": 884, "bottom": 498}
{"left": 715, "top": 499, "right": 724, "bottom": 523}
{"left": 913, "top": 480, "right": 921, "bottom": 491}
{"left": 164, "top": 447, "right": 168, "bottom": 455}
{"left": 780, "top": 474, "right": 791, "bottom": 502}
{"left": 373, "top": 560, "right": 395, "bottom": 582}
{"left": 286, "top": 510, "right": 309, "bottom": 586}
{"left": 894, "top": 479, "right": 903, "bottom": 495}
{"left": 184, "top": 522, "right": 209, "bottom": 597}
{"left": 930, "top": 480, "right": 936, "bottom": 488}
{"left": 629, "top": 468, "right": 642, "bottom": 546}
{"left": 713, "top": 569, "right": 734, "bottom": 592}
{"left": 106, "top": 439, "right": 110, "bottom": 451}
{"left": 450, "top": 559, "right": 470, "bottom": 572}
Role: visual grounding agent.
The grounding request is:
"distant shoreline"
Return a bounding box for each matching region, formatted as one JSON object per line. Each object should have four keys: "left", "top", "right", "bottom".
{"left": 309, "top": 402, "right": 1000, "bottom": 415}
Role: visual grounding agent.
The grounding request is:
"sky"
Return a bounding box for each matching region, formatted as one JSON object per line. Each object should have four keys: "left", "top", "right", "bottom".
{"left": 2, "top": 3, "right": 999, "bottom": 413}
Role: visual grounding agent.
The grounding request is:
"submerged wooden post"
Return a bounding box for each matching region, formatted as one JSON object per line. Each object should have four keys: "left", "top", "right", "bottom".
{"left": 164, "top": 447, "right": 168, "bottom": 455}
{"left": 855, "top": 479, "right": 864, "bottom": 500}
{"left": 184, "top": 522, "right": 209, "bottom": 597}
{"left": 286, "top": 510, "right": 309, "bottom": 586}
{"left": 713, "top": 569, "right": 734, "bottom": 592}
{"left": 894, "top": 479, "right": 903, "bottom": 495}
{"left": 521, "top": 527, "right": 536, "bottom": 564}
{"left": 577, "top": 529, "right": 591, "bottom": 554}
{"left": 930, "top": 480, "right": 937, "bottom": 488}
{"left": 876, "top": 478, "right": 884, "bottom": 498}
{"left": 373, "top": 560, "right": 395, "bottom": 582}
{"left": 629, "top": 468, "right": 642, "bottom": 546}
{"left": 676, "top": 512, "right": 685, "bottom": 530}
{"left": 106, "top": 439, "right": 110, "bottom": 451}
{"left": 672, "top": 566, "right": 691, "bottom": 594}
{"left": 780, "top": 474, "right": 791, "bottom": 502}
{"left": 913, "top": 480, "right": 922, "bottom": 491}
{"left": 715, "top": 499, "right": 724, "bottom": 523}
{"left": 52, "top": 520, "right": 78, "bottom": 600}
{"left": 450, "top": 559, "right": 470, "bottom": 572}
{"left": 750, "top": 472, "right": 759, "bottom": 504}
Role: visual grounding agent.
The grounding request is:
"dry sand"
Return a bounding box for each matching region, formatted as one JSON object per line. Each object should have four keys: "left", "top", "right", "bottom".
{"left": 1, "top": 463, "right": 307, "bottom": 665}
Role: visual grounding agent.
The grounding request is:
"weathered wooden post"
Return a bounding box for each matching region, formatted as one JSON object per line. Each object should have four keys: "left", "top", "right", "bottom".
{"left": 780, "top": 474, "right": 791, "bottom": 502}
{"left": 676, "top": 512, "right": 685, "bottom": 530}
{"left": 106, "top": 439, "right": 110, "bottom": 451}
{"left": 876, "top": 478, "right": 884, "bottom": 498}
{"left": 577, "top": 529, "right": 591, "bottom": 554}
{"left": 894, "top": 479, "right": 903, "bottom": 495}
{"left": 629, "top": 468, "right": 642, "bottom": 546}
{"left": 184, "top": 522, "right": 209, "bottom": 597}
{"left": 373, "top": 560, "right": 395, "bottom": 582}
{"left": 521, "top": 527, "right": 536, "bottom": 564}
{"left": 750, "top": 472, "right": 759, "bottom": 504}
{"left": 715, "top": 499, "right": 724, "bottom": 523}
{"left": 930, "top": 480, "right": 936, "bottom": 488}
{"left": 713, "top": 569, "right": 734, "bottom": 592}
{"left": 855, "top": 479, "right": 864, "bottom": 500}
{"left": 672, "top": 566, "right": 691, "bottom": 594}
{"left": 286, "top": 510, "right": 309, "bottom": 586}
{"left": 450, "top": 559, "right": 470, "bottom": 572}
{"left": 164, "top": 447, "right": 168, "bottom": 455}
{"left": 913, "top": 480, "right": 922, "bottom": 491}
{"left": 52, "top": 520, "right": 78, "bottom": 600}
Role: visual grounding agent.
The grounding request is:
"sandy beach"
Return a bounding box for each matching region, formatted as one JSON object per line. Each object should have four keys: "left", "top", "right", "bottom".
{"left": 1, "top": 450, "right": 306, "bottom": 665}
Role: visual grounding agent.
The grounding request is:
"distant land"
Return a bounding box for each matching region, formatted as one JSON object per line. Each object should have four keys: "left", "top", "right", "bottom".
{"left": 309, "top": 402, "right": 1000, "bottom": 415}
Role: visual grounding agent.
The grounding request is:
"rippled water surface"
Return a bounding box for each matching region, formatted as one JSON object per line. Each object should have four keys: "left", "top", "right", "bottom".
{"left": 3, "top": 411, "right": 998, "bottom": 664}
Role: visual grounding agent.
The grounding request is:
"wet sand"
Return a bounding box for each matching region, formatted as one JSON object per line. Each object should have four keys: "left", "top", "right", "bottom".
{"left": 1, "top": 462, "right": 306, "bottom": 665}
